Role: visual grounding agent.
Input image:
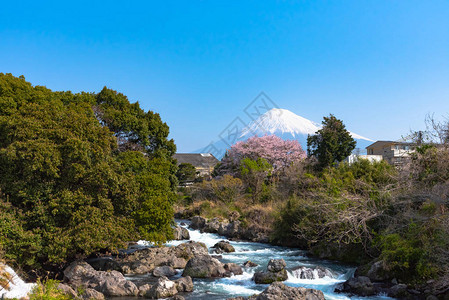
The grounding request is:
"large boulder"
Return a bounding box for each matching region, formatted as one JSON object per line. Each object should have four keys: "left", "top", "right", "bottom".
{"left": 153, "top": 266, "right": 177, "bottom": 277}
{"left": 253, "top": 259, "right": 288, "bottom": 284}
{"left": 243, "top": 260, "right": 258, "bottom": 268}
{"left": 63, "top": 261, "right": 138, "bottom": 297}
{"left": 173, "top": 241, "right": 209, "bottom": 260}
{"left": 267, "top": 259, "right": 286, "bottom": 272}
{"left": 100, "top": 241, "right": 207, "bottom": 275}
{"left": 183, "top": 255, "right": 227, "bottom": 278}
{"left": 174, "top": 276, "right": 194, "bottom": 292}
{"left": 225, "top": 221, "right": 241, "bottom": 237}
{"left": 146, "top": 276, "right": 178, "bottom": 299}
{"left": 341, "top": 276, "right": 376, "bottom": 296}
{"left": 224, "top": 263, "right": 243, "bottom": 276}
{"left": 138, "top": 284, "right": 152, "bottom": 297}
{"left": 213, "top": 241, "right": 235, "bottom": 253}
{"left": 203, "top": 218, "right": 221, "bottom": 233}
{"left": 82, "top": 288, "right": 105, "bottom": 300}
{"left": 254, "top": 270, "right": 288, "bottom": 284}
{"left": 366, "top": 260, "right": 390, "bottom": 281}
{"left": 387, "top": 284, "right": 409, "bottom": 298}
{"left": 253, "top": 282, "right": 325, "bottom": 300}
{"left": 190, "top": 216, "right": 206, "bottom": 229}
{"left": 57, "top": 283, "right": 78, "bottom": 299}
{"left": 173, "top": 225, "right": 190, "bottom": 240}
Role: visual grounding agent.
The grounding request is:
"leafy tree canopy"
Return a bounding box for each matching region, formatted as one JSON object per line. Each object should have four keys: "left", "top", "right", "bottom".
{"left": 307, "top": 114, "right": 356, "bottom": 169}
{"left": 176, "top": 163, "right": 197, "bottom": 183}
{"left": 0, "top": 73, "right": 177, "bottom": 276}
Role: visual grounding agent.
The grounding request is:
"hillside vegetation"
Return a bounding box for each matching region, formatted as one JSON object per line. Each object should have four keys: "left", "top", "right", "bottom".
{"left": 0, "top": 73, "right": 177, "bottom": 278}
{"left": 178, "top": 118, "right": 449, "bottom": 289}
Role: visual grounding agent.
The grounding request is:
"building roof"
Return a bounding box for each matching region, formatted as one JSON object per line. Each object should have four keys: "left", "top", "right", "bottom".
{"left": 366, "top": 140, "right": 416, "bottom": 149}
{"left": 173, "top": 153, "right": 220, "bottom": 168}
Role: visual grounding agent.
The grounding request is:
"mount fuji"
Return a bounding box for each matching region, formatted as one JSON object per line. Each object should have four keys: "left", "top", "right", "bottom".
{"left": 197, "top": 108, "right": 374, "bottom": 159}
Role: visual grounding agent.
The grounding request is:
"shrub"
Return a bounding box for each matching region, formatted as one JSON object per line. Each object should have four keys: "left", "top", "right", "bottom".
{"left": 29, "top": 279, "right": 72, "bottom": 300}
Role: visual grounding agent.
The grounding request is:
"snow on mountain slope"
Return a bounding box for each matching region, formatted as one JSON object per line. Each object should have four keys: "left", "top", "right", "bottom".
{"left": 240, "top": 108, "right": 320, "bottom": 137}
{"left": 241, "top": 108, "right": 373, "bottom": 141}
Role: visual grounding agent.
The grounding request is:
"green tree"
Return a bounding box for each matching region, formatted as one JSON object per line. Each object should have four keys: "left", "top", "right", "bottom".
{"left": 239, "top": 157, "right": 272, "bottom": 203}
{"left": 0, "top": 74, "right": 177, "bottom": 276}
{"left": 176, "top": 163, "right": 197, "bottom": 183}
{"left": 307, "top": 114, "right": 356, "bottom": 169}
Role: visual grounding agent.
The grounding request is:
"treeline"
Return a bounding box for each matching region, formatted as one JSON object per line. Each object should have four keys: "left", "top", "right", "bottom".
{"left": 0, "top": 73, "right": 177, "bottom": 277}
{"left": 179, "top": 115, "right": 449, "bottom": 287}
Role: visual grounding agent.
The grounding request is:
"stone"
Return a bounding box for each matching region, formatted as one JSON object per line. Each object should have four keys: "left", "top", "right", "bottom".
{"left": 243, "top": 260, "right": 258, "bottom": 268}
{"left": 146, "top": 276, "right": 178, "bottom": 299}
{"left": 203, "top": 218, "right": 221, "bottom": 233}
{"left": 82, "top": 288, "right": 105, "bottom": 300}
{"left": 138, "top": 284, "right": 152, "bottom": 297}
{"left": 174, "top": 276, "right": 194, "bottom": 292}
{"left": 170, "top": 296, "right": 185, "bottom": 300}
{"left": 190, "top": 216, "right": 206, "bottom": 229}
{"left": 63, "top": 261, "right": 138, "bottom": 297}
{"left": 57, "top": 283, "right": 78, "bottom": 299}
{"left": 226, "top": 221, "right": 241, "bottom": 237}
{"left": 254, "top": 282, "right": 325, "bottom": 300}
{"left": 342, "top": 276, "right": 375, "bottom": 296}
{"left": 107, "top": 241, "right": 207, "bottom": 275}
{"left": 367, "top": 260, "right": 389, "bottom": 281}
{"left": 254, "top": 269, "right": 288, "bottom": 284}
{"left": 218, "top": 223, "right": 230, "bottom": 236}
{"left": 253, "top": 259, "right": 288, "bottom": 284}
{"left": 173, "top": 225, "right": 190, "bottom": 240}
{"left": 267, "top": 259, "right": 286, "bottom": 273}
{"left": 99, "top": 272, "right": 139, "bottom": 297}
{"left": 183, "top": 255, "right": 227, "bottom": 278}
{"left": 153, "top": 266, "right": 177, "bottom": 277}
{"left": 388, "top": 284, "right": 408, "bottom": 298}
{"left": 213, "top": 241, "right": 235, "bottom": 253}
{"left": 224, "top": 263, "right": 243, "bottom": 276}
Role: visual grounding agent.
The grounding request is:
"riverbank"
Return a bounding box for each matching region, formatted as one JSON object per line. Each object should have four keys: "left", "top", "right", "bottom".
{"left": 175, "top": 214, "right": 448, "bottom": 299}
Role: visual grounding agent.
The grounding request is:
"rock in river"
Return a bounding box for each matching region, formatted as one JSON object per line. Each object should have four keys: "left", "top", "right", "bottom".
{"left": 63, "top": 261, "right": 138, "bottom": 297}
{"left": 153, "top": 266, "right": 177, "bottom": 277}
{"left": 227, "top": 282, "right": 325, "bottom": 300}
{"left": 173, "top": 225, "right": 190, "bottom": 240}
{"left": 213, "top": 240, "right": 235, "bottom": 253}
{"left": 146, "top": 276, "right": 178, "bottom": 299}
{"left": 253, "top": 259, "right": 288, "bottom": 284}
{"left": 183, "top": 255, "right": 227, "bottom": 278}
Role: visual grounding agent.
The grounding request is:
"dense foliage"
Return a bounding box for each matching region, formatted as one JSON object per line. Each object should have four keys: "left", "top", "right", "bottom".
{"left": 307, "top": 114, "right": 356, "bottom": 169}
{"left": 176, "top": 163, "right": 197, "bottom": 184}
{"left": 0, "top": 73, "right": 177, "bottom": 276}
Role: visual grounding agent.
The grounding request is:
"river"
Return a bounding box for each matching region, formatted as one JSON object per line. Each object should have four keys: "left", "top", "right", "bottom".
{"left": 129, "top": 220, "right": 393, "bottom": 300}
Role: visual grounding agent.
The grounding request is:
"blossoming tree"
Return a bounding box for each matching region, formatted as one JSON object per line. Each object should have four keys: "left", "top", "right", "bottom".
{"left": 219, "top": 135, "right": 306, "bottom": 175}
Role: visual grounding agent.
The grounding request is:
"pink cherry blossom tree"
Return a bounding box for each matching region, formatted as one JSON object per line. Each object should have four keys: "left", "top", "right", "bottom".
{"left": 219, "top": 135, "right": 306, "bottom": 175}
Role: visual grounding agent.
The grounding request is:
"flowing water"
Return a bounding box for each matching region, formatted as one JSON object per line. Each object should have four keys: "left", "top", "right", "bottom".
{"left": 131, "top": 220, "right": 393, "bottom": 300}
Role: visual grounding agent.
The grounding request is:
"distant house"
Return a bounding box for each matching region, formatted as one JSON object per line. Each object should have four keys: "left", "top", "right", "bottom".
{"left": 173, "top": 153, "right": 220, "bottom": 177}
{"left": 365, "top": 141, "right": 417, "bottom": 166}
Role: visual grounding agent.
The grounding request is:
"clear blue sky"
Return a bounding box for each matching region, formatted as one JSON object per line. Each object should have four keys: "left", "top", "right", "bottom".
{"left": 1, "top": 1, "right": 448, "bottom": 152}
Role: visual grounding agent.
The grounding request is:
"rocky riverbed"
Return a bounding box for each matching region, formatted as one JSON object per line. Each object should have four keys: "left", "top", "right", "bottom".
{"left": 49, "top": 219, "right": 403, "bottom": 300}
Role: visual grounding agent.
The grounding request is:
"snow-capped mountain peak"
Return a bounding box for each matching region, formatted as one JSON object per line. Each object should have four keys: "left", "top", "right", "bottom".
{"left": 240, "top": 108, "right": 321, "bottom": 138}
{"left": 241, "top": 108, "right": 373, "bottom": 141}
